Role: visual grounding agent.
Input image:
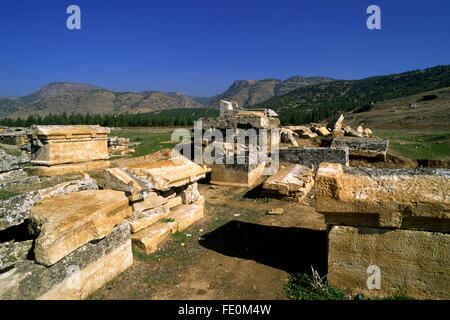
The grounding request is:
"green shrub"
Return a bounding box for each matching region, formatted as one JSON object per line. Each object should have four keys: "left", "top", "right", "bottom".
{"left": 283, "top": 272, "right": 345, "bottom": 300}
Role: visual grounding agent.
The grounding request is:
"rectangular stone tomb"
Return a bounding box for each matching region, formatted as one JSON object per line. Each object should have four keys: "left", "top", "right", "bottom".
{"left": 315, "top": 163, "right": 450, "bottom": 232}
{"left": 328, "top": 225, "right": 450, "bottom": 300}
{"left": 331, "top": 136, "right": 389, "bottom": 160}
{"left": 131, "top": 201, "right": 204, "bottom": 254}
{"left": 0, "top": 222, "right": 132, "bottom": 300}
{"left": 209, "top": 153, "right": 266, "bottom": 187}
{"left": 260, "top": 164, "right": 314, "bottom": 201}
{"left": 127, "top": 156, "right": 209, "bottom": 191}
{"left": 278, "top": 146, "right": 349, "bottom": 167}
{"left": 29, "top": 189, "right": 131, "bottom": 266}
{"left": 30, "top": 125, "right": 110, "bottom": 166}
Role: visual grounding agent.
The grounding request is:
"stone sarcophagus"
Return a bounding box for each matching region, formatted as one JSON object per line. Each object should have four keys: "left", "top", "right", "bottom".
{"left": 30, "top": 125, "right": 110, "bottom": 165}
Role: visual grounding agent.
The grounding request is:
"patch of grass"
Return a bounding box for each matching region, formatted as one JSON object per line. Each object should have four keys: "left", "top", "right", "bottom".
{"left": 253, "top": 197, "right": 273, "bottom": 203}
{"left": 161, "top": 218, "right": 175, "bottom": 223}
{"left": 375, "top": 129, "right": 450, "bottom": 160}
{"left": 283, "top": 272, "right": 345, "bottom": 300}
{"left": 170, "top": 231, "right": 191, "bottom": 244}
{"left": 0, "top": 191, "right": 20, "bottom": 200}
{"left": 111, "top": 129, "right": 180, "bottom": 157}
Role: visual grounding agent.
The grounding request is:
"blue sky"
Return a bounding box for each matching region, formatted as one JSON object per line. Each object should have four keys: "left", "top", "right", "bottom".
{"left": 0, "top": 0, "right": 449, "bottom": 97}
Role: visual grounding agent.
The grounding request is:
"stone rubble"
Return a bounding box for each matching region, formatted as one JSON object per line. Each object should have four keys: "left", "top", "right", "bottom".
{"left": 331, "top": 136, "right": 389, "bottom": 161}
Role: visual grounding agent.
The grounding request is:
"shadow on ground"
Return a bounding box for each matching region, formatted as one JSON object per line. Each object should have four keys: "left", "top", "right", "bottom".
{"left": 199, "top": 220, "right": 327, "bottom": 275}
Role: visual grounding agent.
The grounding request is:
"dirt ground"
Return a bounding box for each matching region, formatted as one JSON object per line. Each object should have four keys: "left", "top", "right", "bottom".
{"left": 88, "top": 180, "right": 327, "bottom": 300}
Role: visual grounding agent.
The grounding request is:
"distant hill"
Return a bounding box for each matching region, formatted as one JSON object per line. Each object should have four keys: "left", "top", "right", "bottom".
{"left": 252, "top": 65, "right": 450, "bottom": 125}
{"left": 208, "top": 76, "right": 333, "bottom": 108}
{"left": 0, "top": 82, "right": 205, "bottom": 118}
{"left": 344, "top": 86, "right": 450, "bottom": 130}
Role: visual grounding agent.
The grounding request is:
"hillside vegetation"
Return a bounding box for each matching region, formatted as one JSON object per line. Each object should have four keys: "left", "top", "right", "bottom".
{"left": 252, "top": 65, "right": 450, "bottom": 125}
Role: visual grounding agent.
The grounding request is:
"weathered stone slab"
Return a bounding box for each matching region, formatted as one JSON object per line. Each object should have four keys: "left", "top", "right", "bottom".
{"left": 261, "top": 164, "right": 314, "bottom": 201}
{"left": 280, "top": 128, "right": 298, "bottom": 146}
{"left": 165, "top": 196, "right": 182, "bottom": 209}
{"left": 316, "top": 127, "right": 330, "bottom": 136}
{"left": 93, "top": 167, "right": 142, "bottom": 194}
{"left": 202, "top": 109, "right": 280, "bottom": 130}
{"left": 29, "top": 189, "right": 131, "bottom": 266}
{"left": 0, "top": 240, "right": 33, "bottom": 272}
{"left": 169, "top": 203, "right": 204, "bottom": 231}
{"left": 0, "top": 176, "right": 98, "bottom": 231}
{"left": 30, "top": 125, "right": 109, "bottom": 166}
{"left": 0, "top": 128, "right": 29, "bottom": 146}
{"left": 176, "top": 182, "right": 201, "bottom": 204}
{"left": 132, "top": 203, "right": 204, "bottom": 254}
{"left": 0, "top": 148, "right": 29, "bottom": 173}
{"left": 328, "top": 225, "right": 450, "bottom": 300}
{"left": 128, "top": 156, "right": 209, "bottom": 191}
{"left": 25, "top": 160, "right": 111, "bottom": 177}
{"left": 127, "top": 205, "right": 170, "bottom": 233}
{"left": 0, "top": 168, "right": 28, "bottom": 182}
{"left": 327, "top": 114, "right": 344, "bottom": 131}
{"left": 279, "top": 146, "right": 349, "bottom": 167}
{"left": 0, "top": 168, "right": 41, "bottom": 191}
{"left": 315, "top": 163, "right": 450, "bottom": 232}
{"left": 0, "top": 222, "right": 132, "bottom": 300}
{"left": 210, "top": 154, "right": 266, "bottom": 187}
{"left": 131, "top": 222, "right": 173, "bottom": 254}
{"left": 131, "top": 190, "right": 176, "bottom": 213}
{"left": 331, "top": 136, "right": 389, "bottom": 160}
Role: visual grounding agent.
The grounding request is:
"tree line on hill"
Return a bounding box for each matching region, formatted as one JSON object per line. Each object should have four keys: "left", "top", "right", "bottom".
{"left": 0, "top": 108, "right": 220, "bottom": 128}
{"left": 257, "top": 65, "right": 450, "bottom": 125}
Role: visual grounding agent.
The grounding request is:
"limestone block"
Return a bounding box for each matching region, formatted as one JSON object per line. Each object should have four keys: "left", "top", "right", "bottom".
{"left": 25, "top": 160, "right": 111, "bottom": 177}
{"left": 261, "top": 164, "right": 314, "bottom": 201}
{"left": 328, "top": 225, "right": 450, "bottom": 300}
{"left": 128, "top": 156, "right": 209, "bottom": 191}
{"left": 29, "top": 189, "right": 131, "bottom": 266}
{"left": 210, "top": 160, "right": 266, "bottom": 187}
{"left": 327, "top": 114, "right": 344, "bottom": 131}
{"left": 0, "top": 176, "right": 98, "bottom": 231}
{"left": 132, "top": 203, "right": 204, "bottom": 254}
{"left": 30, "top": 125, "right": 110, "bottom": 165}
{"left": 169, "top": 203, "right": 204, "bottom": 231}
{"left": 131, "top": 190, "right": 176, "bottom": 213}
{"left": 127, "top": 205, "right": 170, "bottom": 233}
{"left": 165, "top": 196, "right": 182, "bottom": 209}
{"left": 0, "top": 222, "right": 132, "bottom": 300}
{"left": 0, "top": 149, "right": 29, "bottom": 173}
{"left": 279, "top": 146, "right": 349, "bottom": 167}
{"left": 331, "top": 136, "right": 389, "bottom": 160}
{"left": 317, "top": 126, "right": 330, "bottom": 136}
{"left": 332, "top": 129, "right": 345, "bottom": 137}
{"left": 176, "top": 182, "right": 201, "bottom": 204}
{"left": 0, "top": 240, "right": 33, "bottom": 272}
{"left": 280, "top": 129, "right": 298, "bottom": 146}
{"left": 315, "top": 163, "right": 450, "bottom": 232}
{"left": 131, "top": 223, "right": 173, "bottom": 254}
{"left": 94, "top": 167, "right": 142, "bottom": 194}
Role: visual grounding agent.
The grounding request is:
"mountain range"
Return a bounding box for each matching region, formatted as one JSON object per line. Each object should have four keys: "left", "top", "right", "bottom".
{"left": 0, "top": 76, "right": 332, "bottom": 118}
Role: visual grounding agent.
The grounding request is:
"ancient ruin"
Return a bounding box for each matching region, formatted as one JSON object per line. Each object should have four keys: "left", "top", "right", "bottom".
{"left": 26, "top": 125, "right": 111, "bottom": 176}
{"left": 0, "top": 115, "right": 448, "bottom": 300}
{"left": 315, "top": 163, "right": 450, "bottom": 299}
